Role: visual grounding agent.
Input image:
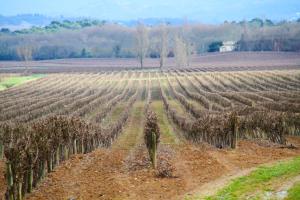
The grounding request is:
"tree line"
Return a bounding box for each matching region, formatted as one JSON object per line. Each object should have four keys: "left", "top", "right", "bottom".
{"left": 0, "top": 18, "right": 300, "bottom": 67}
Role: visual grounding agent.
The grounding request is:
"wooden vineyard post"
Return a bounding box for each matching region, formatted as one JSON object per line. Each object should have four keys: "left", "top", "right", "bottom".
{"left": 230, "top": 112, "right": 238, "bottom": 149}
{"left": 17, "top": 181, "right": 23, "bottom": 200}
{"left": 144, "top": 111, "right": 160, "bottom": 169}
{"left": 73, "top": 139, "right": 77, "bottom": 155}
{"left": 0, "top": 141, "right": 3, "bottom": 160}
{"left": 6, "top": 162, "right": 14, "bottom": 200}
{"left": 27, "top": 161, "right": 33, "bottom": 193}
{"left": 47, "top": 154, "right": 53, "bottom": 173}
{"left": 233, "top": 119, "right": 238, "bottom": 149}
{"left": 209, "top": 103, "right": 212, "bottom": 112}
{"left": 81, "top": 139, "right": 85, "bottom": 154}
{"left": 55, "top": 147, "right": 60, "bottom": 166}
{"left": 63, "top": 145, "right": 69, "bottom": 160}
{"left": 280, "top": 117, "right": 287, "bottom": 145}
{"left": 151, "top": 132, "right": 157, "bottom": 169}
{"left": 41, "top": 159, "right": 47, "bottom": 180}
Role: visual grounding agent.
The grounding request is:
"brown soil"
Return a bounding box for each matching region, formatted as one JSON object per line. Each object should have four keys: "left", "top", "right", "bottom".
{"left": 1, "top": 100, "right": 300, "bottom": 200}
{"left": 184, "top": 138, "right": 300, "bottom": 199}
{"left": 1, "top": 52, "right": 299, "bottom": 73}
{"left": 0, "top": 142, "right": 298, "bottom": 200}
{"left": 20, "top": 137, "right": 300, "bottom": 200}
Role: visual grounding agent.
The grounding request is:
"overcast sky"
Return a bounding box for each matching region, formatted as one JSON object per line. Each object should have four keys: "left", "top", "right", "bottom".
{"left": 1, "top": 0, "right": 300, "bottom": 23}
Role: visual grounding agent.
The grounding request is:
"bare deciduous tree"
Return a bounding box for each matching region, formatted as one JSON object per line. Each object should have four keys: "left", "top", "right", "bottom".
{"left": 186, "top": 42, "right": 194, "bottom": 67}
{"left": 17, "top": 45, "right": 33, "bottom": 74}
{"left": 16, "top": 46, "right": 33, "bottom": 61}
{"left": 174, "top": 35, "right": 188, "bottom": 68}
{"left": 136, "top": 22, "right": 149, "bottom": 68}
{"left": 182, "top": 18, "right": 193, "bottom": 67}
{"left": 158, "top": 24, "right": 168, "bottom": 69}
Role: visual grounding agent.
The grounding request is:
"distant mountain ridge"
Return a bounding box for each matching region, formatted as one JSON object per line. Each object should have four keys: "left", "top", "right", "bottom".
{"left": 0, "top": 14, "right": 54, "bottom": 26}
{"left": 0, "top": 14, "right": 83, "bottom": 30}
{"left": 0, "top": 14, "right": 299, "bottom": 31}
{"left": 0, "top": 14, "right": 195, "bottom": 29}
{"left": 116, "top": 18, "right": 196, "bottom": 26}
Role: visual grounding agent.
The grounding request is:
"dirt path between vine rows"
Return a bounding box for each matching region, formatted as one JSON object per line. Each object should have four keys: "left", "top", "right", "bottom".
{"left": 26, "top": 101, "right": 146, "bottom": 200}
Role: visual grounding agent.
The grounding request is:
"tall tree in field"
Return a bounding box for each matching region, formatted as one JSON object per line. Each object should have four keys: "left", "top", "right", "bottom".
{"left": 186, "top": 41, "right": 194, "bottom": 67}
{"left": 181, "top": 18, "right": 194, "bottom": 67}
{"left": 17, "top": 45, "right": 33, "bottom": 74}
{"left": 158, "top": 24, "right": 168, "bottom": 69}
{"left": 136, "top": 22, "right": 149, "bottom": 68}
{"left": 174, "top": 35, "right": 188, "bottom": 68}
{"left": 238, "top": 20, "right": 249, "bottom": 51}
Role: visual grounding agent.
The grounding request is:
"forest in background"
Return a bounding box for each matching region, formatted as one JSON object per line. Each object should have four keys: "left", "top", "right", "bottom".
{"left": 0, "top": 18, "right": 300, "bottom": 61}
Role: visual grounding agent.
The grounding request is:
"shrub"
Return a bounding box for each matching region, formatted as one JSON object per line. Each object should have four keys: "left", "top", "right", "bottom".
{"left": 156, "top": 156, "right": 175, "bottom": 178}
{"left": 144, "top": 110, "right": 160, "bottom": 169}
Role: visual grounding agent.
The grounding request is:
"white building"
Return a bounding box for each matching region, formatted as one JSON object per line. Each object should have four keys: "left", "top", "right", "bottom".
{"left": 219, "top": 41, "right": 236, "bottom": 52}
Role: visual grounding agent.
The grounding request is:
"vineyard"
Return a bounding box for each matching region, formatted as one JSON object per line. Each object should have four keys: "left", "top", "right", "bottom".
{"left": 1, "top": 69, "right": 300, "bottom": 199}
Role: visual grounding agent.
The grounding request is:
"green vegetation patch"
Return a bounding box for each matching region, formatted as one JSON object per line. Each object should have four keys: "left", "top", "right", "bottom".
{"left": 112, "top": 101, "right": 144, "bottom": 150}
{"left": 151, "top": 101, "right": 178, "bottom": 144}
{"left": 204, "top": 157, "right": 300, "bottom": 200}
{"left": 0, "top": 74, "right": 44, "bottom": 91}
{"left": 286, "top": 181, "right": 300, "bottom": 200}
{"left": 101, "top": 102, "right": 126, "bottom": 127}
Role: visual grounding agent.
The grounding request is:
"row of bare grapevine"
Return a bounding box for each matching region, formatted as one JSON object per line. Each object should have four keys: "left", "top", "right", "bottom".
{"left": 0, "top": 75, "right": 106, "bottom": 121}
{"left": 172, "top": 74, "right": 211, "bottom": 110}
{"left": 159, "top": 74, "right": 300, "bottom": 147}
{"left": 158, "top": 78, "right": 238, "bottom": 148}
{"left": 0, "top": 116, "right": 110, "bottom": 200}
{"left": 164, "top": 74, "right": 204, "bottom": 118}
{"left": 0, "top": 88, "right": 139, "bottom": 200}
{"left": 92, "top": 80, "right": 132, "bottom": 123}
{"left": 72, "top": 76, "right": 129, "bottom": 118}
{"left": 0, "top": 74, "right": 123, "bottom": 123}
{"left": 240, "top": 111, "right": 300, "bottom": 142}
{"left": 174, "top": 73, "right": 229, "bottom": 112}
{"left": 186, "top": 73, "right": 233, "bottom": 108}
{"left": 101, "top": 82, "right": 142, "bottom": 144}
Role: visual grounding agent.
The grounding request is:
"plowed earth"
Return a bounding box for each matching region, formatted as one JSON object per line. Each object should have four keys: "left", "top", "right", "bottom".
{"left": 1, "top": 101, "right": 300, "bottom": 200}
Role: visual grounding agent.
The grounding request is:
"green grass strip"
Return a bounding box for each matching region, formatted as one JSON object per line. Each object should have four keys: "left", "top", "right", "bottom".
{"left": 286, "top": 181, "right": 300, "bottom": 200}
{"left": 204, "top": 157, "right": 300, "bottom": 200}
{"left": 151, "top": 101, "right": 179, "bottom": 144}
{"left": 0, "top": 74, "right": 44, "bottom": 90}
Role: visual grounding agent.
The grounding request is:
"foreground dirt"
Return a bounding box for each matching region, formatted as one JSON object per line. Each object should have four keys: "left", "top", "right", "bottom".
{"left": 1, "top": 100, "right": 300, "bottom": 200}
{"left": 184, "top": 141, "right": 300, "bottom": 199}
{"left": 1, "top": 138, "right": 300, "bottom": 200}
{"left": 20, "top": 137, "right": 300, "bottom": 200}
